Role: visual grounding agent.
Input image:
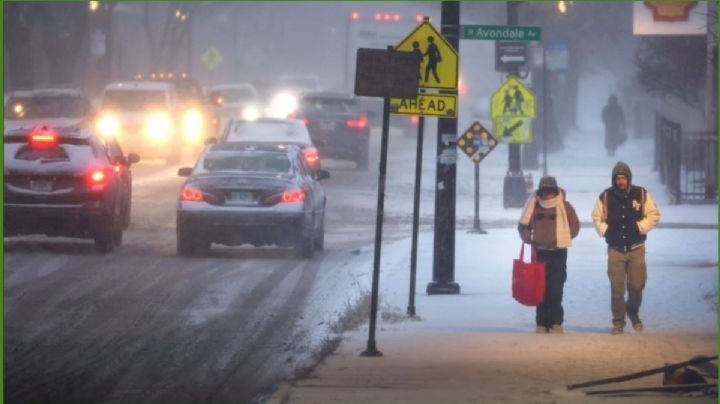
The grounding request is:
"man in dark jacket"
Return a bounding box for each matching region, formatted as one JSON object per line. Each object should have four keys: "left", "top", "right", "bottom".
{"left": 518, "top": 176, "right": 580, "bottom": 334}
{"left": 592, "top": 162, "right": 660, "bottom": 335}
{"left": 601, "top": 94, "right": 626, "bottom": 156}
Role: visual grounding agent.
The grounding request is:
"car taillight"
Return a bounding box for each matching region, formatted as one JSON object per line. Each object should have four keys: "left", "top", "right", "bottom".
{"left": 288, "top": 112, "right": 309, "bottom": 125}
{"left": 180, "top": 185, "right": 204, "bottom": 202}
{"left": 303, "top": 147, "right": 320, "bottom": 166}
{"left": 281, "top": 189, "right": 306, "bottom": 203}
{"left": 346, "top": 116, "right": 368, "bottom": 129}
{"left": 410, "top": 115, "right": 420, "bottom": 125}
{"left": 263, "top": 188, "right": 306, "bottom": 206}
{"left": 86, "top": 167, "right": 110, "bottom": 191}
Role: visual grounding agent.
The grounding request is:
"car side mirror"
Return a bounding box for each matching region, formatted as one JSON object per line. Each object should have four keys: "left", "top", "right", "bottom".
{"left": 314, "top": 169, "right": 330, "bottom": 181}
{"left": 178, "top": 167, "right": 193, "bottom": 177}
{"left": 205, "top": 137, "right": 217, "bottom": 146}
{"left": 127, "top": 153, "right": 140, "bottom": 165}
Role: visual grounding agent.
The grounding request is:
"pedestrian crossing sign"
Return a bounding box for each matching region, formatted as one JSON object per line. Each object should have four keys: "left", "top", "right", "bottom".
{"left": 491, "top": 77, "right": 536, "bottom": 143}
{"left": 395, "top": 22, "right": 458, "bottom": 91}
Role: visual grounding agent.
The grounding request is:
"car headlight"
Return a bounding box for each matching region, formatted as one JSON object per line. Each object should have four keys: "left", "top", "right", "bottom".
{"left": 241, "top": 105, "right": 260, "bottom": 121}
{"left": 181, "top": 108, "right": 204, "bottom": 142}
{"left": 97, "top": 114, "right": 120, "bottom": 137}
{"left": 145, "top": 112, "right": 172, "bottom": 141}
{"left": 268, "top": 92, "right": 298, "bottom": 118}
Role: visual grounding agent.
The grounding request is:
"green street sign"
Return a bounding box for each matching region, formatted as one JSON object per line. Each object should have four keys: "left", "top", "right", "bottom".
{"left": 461, "top": 25, "right": 542, "bottom": 41}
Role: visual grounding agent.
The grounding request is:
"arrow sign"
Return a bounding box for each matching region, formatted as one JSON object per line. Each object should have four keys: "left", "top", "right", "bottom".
{"left": 500, "top": 54, "right": 525, "bottom": 63}
{"left": 495, "top": 41, "right": 527, "bottom": 72}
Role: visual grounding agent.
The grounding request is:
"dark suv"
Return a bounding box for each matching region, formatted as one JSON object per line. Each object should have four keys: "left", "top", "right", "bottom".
{"left": 294, "top": 92, "right": 371, "bottom": 170}
{"left": 4, "top": 126, "right": 139, "bottom": 252}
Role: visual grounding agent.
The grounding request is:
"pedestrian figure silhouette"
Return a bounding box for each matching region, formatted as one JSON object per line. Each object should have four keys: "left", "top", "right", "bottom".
{"left": 503, "top": 90, "right": 513, "bottom": 114}
{"left": 512, "top": 85, "right": 524, "bottom": 115}
{"left": 411, "top": 41, "right": 424, "bottom": 79}
{"left": 424, "top": 36, "right": 442, "bottom": 84}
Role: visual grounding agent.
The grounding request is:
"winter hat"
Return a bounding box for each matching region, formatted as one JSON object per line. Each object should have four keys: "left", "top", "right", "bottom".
{"left": 612, "top": 161, "right": 632, "bottom": 185}
{"left": 537, "top": 176, "right": 559, "bottom": 195}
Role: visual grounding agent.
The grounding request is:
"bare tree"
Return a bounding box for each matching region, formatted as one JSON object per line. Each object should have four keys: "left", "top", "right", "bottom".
{"left": 5, "top": 3, "right": 37, "bottom": 90}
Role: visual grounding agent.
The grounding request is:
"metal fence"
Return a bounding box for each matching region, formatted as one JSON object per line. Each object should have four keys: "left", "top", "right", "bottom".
{"left": 654, "top": 113, "right": 718, "bottom": 204}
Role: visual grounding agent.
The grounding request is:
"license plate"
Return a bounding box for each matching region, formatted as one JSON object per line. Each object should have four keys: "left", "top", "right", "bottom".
{"left": 30, "top": 179, "right": 52, "bottom": 192}
{"left": 319, "top": 120, "right": 336, "bottom": 131}
{"left": 227, "top": 191, "right": 255, "bottom": 204}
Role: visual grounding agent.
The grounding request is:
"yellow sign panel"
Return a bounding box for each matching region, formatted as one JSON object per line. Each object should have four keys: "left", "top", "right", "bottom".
{"left": 493, "top": 116, "right": 533, "bottom": 143}
{"left": 395, "top": 22, "right": 459, "bottom": 90}
{"left": 202, "top": 46, "right": 224, "bottom": 70}
{"left": 390, "top": 94, "right": 457, "bottom": 118}
{"left": 490, "top": 77, "right": 536, "bottom": 143}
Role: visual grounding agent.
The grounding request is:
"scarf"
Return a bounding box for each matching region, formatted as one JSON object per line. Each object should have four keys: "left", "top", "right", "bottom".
{"left": 519, "top": 191, "right": 572, "bottom": 249}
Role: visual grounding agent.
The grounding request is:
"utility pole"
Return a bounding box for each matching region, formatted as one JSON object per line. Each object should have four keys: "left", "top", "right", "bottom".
{"left": 427, "top": 1, "right": 460, "bottom": 295}
{"left": 502, "top": 1, "right": 527, "bottom": 209}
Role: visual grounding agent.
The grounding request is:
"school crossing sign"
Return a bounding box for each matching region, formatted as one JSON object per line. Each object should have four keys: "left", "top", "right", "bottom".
{"left": 390, "top": 21, "right": 459, "bottom": 118}
{"left": 490, "top": 76, "right": 536, "bottom": 143}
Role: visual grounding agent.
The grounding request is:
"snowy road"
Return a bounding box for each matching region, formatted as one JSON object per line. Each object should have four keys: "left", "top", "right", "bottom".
{"left": 3, "top": 156, "right": 390, "bottom": 403}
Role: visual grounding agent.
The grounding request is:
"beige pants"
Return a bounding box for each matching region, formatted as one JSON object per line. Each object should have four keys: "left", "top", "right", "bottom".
{"left": 607, "top": 245, "right": 647, "bottom": 326}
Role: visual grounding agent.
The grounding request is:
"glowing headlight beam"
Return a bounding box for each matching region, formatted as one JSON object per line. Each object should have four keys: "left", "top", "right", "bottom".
{"left": 97, "top": 114, "right": 120, "bottom": 137}
{"left": 269, "top": 92, "right": 298, "bottom": 118}
{"left": 181, "top": 109, "right": 204, "bottom": 142}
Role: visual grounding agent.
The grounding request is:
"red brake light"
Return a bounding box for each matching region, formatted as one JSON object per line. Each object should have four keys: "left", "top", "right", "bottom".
{"left": 303, "top": 147, "right": 320, "bottom": 165}
{"left": 29, "top": 127, "right": 59, "bottom": 148}
{"left": 410, "top": 115, "right": 420, "bottom": 125}
{"left": 86, "top": 167, "right": 110, "bottom": 191}
{"left": 281, "top": 189, "right": 306, "bottom": 203}
{"left": 181, "top": 185, "right": 204, "bottom": 201}
{"left": 346, "top": 116, "right": 368, "bottom": 129}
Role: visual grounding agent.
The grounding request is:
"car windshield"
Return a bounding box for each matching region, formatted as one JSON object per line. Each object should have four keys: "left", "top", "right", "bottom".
{"left": 5, "top": 96, "right": 85, "bottom": 119}
{"left": 4, "top": 136, "right": 98, "bottom": 171}
{"left": 226, "top": 121, "right": 311, "bottom": 145}
{"left": 199, "top": 151, "right": 291, "bottom": 174}
{"left": 102, "top": 90, "right": 167, "bottom": 111}
{"left": 217, "top": 88, "right": 257, "bottom": 103}
{"left": 300, "top": 97, "right": 354, "bottom": 113}
{"left": 172, "top": 80, "right": 204, "bottom": 102}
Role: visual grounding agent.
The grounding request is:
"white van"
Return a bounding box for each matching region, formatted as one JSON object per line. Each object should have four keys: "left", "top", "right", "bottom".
{"left": 97, "top": 81, "right": 188, "bottom": 163}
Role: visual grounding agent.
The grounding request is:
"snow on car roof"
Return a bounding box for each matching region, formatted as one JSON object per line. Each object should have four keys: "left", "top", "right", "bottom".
{"left": 4, "top": 125, "right": 93, "bottom": 139}
{"left": 10, "top": 88, "right": 84, "bottom": 98}
{"left": 103, "top": 81, "right": 175, "bottom": 91}
{"left": 226, "top": 118, "right": 312, "bottom": 146}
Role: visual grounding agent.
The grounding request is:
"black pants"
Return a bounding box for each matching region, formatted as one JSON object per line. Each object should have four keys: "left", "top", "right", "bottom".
{"left": 535, "top": 248, "right": 568, "bottom": 327}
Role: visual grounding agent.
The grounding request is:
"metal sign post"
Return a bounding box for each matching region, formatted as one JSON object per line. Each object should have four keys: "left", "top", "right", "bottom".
{"left": 407, "top": 116, "right": 424, "bottom": 317}
{"left": 457, "top": 121, "right": 498, "bottom": 234}
{"left": 354, "top": 46, "right": 420, "bottom": 357}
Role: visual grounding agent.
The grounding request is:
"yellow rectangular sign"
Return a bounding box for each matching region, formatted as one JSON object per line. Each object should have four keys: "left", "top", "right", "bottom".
{"left": 389, "top": 94, "right": 457, "bottom": 118}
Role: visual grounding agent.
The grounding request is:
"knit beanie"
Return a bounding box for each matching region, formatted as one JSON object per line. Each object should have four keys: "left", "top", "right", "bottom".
{"left": 612, "top": 161, "right": 632, "bottom": 185}
{"left": 537, "top": 176, "right": 559, "bottom": 195}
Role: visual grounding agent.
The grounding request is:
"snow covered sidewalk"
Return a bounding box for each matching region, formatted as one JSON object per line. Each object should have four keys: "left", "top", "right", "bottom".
{"left": 270, "top": 227, "right": 717, "bottom": 403}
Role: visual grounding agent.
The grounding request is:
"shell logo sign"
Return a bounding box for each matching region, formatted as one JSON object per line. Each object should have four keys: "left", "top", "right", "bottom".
{"left": 643, "top": 1, "right": 697, "bottom": 22}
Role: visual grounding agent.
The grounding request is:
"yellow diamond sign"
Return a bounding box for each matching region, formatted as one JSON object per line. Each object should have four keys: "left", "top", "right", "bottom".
{"left": 395, "top": 22, "right": 458, "bottom": 90}
{"left": 490, "top": 77, "right": 536, "bottom": 143}
{"left": 202, "top": 46, "right": 224, "bottom": 70}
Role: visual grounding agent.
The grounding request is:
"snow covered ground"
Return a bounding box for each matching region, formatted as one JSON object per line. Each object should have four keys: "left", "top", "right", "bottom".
{"left": 278, "top": 101, "right": 717, "bottom": 402}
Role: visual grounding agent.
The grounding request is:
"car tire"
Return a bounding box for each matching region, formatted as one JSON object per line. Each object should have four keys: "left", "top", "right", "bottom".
{"left": 314, "top": 215, "right": 325, "bottom": 251}
{"left": 296, "top": 217, "right": 315, "bottom": 259}
{"left": 94, "top": 217, "right": 118, "bottom": 253}
{"left": 121, "top": 198, "right": 131, "bottom": 229}
{"left": 177, "top": 222, "right": 196, "bottom": 256}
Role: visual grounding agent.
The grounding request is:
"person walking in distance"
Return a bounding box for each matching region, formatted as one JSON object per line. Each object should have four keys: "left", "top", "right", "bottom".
{"left": 601, "top": 94, "right": 626, "bottom": 156}
{"left": 591, "top": 162, "right": 660, "bottom": 335}
{"left": 518, "top": 176, "right": 580, "bottom": 334}
{"left": 423, "top": 36, "right": 442, "bottom": 84}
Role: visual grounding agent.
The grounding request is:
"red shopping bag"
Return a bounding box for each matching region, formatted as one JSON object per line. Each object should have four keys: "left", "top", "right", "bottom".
{"left": 512, "top": 243, "right": 546, "bottom": 306}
